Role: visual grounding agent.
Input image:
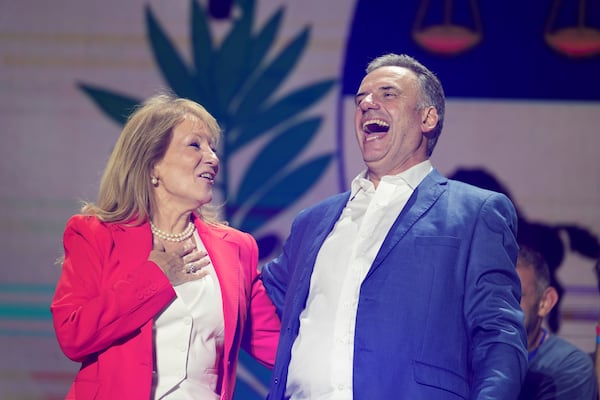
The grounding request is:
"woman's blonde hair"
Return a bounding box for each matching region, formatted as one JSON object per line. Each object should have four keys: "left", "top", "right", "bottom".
{"left": 82, "top": 93, "right": 223, "bottom": 224}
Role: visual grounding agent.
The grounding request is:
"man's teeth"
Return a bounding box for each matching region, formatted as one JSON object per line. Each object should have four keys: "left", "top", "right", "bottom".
{"left": 363, "top": 119, "right": 389, "bottom": 133}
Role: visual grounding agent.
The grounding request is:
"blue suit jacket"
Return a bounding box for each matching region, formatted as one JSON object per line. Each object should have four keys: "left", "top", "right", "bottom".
{"left": 261, "top": 169, "right": 527, "bottom": 399}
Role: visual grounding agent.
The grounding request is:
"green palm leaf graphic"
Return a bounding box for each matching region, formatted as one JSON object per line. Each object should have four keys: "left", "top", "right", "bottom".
{"left": 76, "top": 84, "right": 140, "bottom": 125}
{"left": 146, "top": 6, "right": 200, "bottom": 100}
{"left": 79, "top": 0, "right": 336, "bottom": 242}
{"left": 238, "top": 154, "right": 334, "bottom": 233}
{"left": 234, "top": 117, "right": 323, "bottom": 207}
{"left": 245, "top": 8, "right": 283, "bottom": 85}
{"left": 230, "top": 80, "right": 335, "bottom": 152}
{"left": 211, "top": 1, "right": 254, "bottom": 113}
{"left": 190, "top": 0, "right": 215, "bottom": 100}
{"left": 232, "top": 26, "right": 309, "bottom": 122}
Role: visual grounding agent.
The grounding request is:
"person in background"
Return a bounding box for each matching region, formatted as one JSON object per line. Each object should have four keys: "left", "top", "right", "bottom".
{"left": 517, "top": 245, "right": 597, "bottom": 399}
{"left": 50, "top": 94, "right": 280, "bottom": 400}
{"left": 261, "top": 53, "right": 527, "bottom": 399}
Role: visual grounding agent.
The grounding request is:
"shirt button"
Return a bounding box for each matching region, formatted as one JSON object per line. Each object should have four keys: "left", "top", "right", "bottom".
{"left": 184, "top": 317, "right": 192, "bottom": 325}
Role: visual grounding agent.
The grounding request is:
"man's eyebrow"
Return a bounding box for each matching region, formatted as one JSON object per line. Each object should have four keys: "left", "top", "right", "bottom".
{"left": 354, "top": 92, "right": 367, "bottom": 104}
{"left": 357, "top": 85, "right": 398, "bottom": 95}
{"left": 355, "top": 85, "right": 400, "bottom": 99}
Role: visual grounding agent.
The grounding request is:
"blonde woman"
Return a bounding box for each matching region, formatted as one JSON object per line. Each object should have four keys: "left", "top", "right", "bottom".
{"left": 51, "top": 94, "right": 279, "bottom": 399}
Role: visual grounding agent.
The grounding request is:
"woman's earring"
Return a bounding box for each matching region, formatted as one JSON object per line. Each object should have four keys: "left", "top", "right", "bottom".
{"left": 151, "top": 176, "right": 158, "bottom": 186}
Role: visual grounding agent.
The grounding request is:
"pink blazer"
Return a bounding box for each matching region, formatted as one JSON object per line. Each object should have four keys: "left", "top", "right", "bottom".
{"left": 51, "top": 214, "right": 280, "bottom": 400}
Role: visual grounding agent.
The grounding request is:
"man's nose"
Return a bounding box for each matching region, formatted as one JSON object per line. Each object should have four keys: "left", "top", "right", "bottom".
{"left": 360, "top": 93, "right": 378, "bottom": 110}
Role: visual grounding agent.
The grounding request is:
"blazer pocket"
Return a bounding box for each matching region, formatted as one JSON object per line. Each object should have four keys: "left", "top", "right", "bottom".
{"left": 413, "top": 360, "right": 468, "bottom": 399}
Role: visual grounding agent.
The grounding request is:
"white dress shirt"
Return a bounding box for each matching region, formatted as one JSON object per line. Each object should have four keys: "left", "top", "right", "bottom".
{"left": 152, "top": 230, "right": 225, "bottom": 400}
{"left": 285, "top": 160, "right": 432, "bottom": 400}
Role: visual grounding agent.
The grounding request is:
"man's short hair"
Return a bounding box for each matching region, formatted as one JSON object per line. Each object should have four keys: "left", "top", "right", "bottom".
{"left": 518, "top": 245, "right": 551, "bottom": 298}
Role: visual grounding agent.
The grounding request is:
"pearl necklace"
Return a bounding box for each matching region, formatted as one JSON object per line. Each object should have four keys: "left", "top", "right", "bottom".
{"left": 150, "top": 220, "right": 195, "bottom": 242}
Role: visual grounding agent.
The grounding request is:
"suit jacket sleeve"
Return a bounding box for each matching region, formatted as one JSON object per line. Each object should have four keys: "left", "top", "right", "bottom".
{"left": 50, "top": 215, "right": 176, "bottom": 361}
{"left": 260, "top": 212, "right": 305, "bottom": 318}
{"left": 261, "top": 194, "right": 346, "bottom": 319}
{"left": 465, "top": 193, "right": 528, "bottom": 399}
{"left": 239, "top": 230, "right": 280, "bottom": 368}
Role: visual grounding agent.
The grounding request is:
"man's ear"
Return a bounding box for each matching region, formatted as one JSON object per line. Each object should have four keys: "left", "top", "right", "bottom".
{"left": 421, "top": 106, "right": 438, "bottom": 134}
{"left": 537, "top": 287, "right": 559, "bottom": 318}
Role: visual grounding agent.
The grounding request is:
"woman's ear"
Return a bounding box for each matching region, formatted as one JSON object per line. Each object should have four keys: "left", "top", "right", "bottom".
{"left": 150, "top": 165, "right": 160, "bottom": 186}
{"left": 537, "top": 287, "right": 559, "bottom": 318}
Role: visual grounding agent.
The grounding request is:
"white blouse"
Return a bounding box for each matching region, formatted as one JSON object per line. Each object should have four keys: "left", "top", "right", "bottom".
{"left": 152, "top": 230, "right": 225, "bottom": 400}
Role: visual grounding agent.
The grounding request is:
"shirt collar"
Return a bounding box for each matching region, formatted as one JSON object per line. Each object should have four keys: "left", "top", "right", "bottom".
{"left": 350, "top": 160, "right": 433, "bottom": 198}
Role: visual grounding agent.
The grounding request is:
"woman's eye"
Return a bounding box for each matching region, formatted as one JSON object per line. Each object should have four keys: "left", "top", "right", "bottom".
{"left": 190, "top": 142, "right": 200, "bottom": 149}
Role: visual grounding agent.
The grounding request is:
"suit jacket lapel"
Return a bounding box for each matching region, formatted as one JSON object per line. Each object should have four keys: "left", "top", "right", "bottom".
{"left": 367, "top": 170, "right": 447, "bottom": 278}
{"left": 302, "top": 193, "right": 350, "bottom": 281}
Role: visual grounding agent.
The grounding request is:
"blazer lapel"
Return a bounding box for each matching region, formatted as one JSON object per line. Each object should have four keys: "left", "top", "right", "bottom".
{"left": 367, "top": 170, "right": 447, "bottom": 277}
{"left": 111, "top": 222, "right": 153, "bottom": 273}
{"left": 194, "top": 219, "right": 239, "bottom": 357}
